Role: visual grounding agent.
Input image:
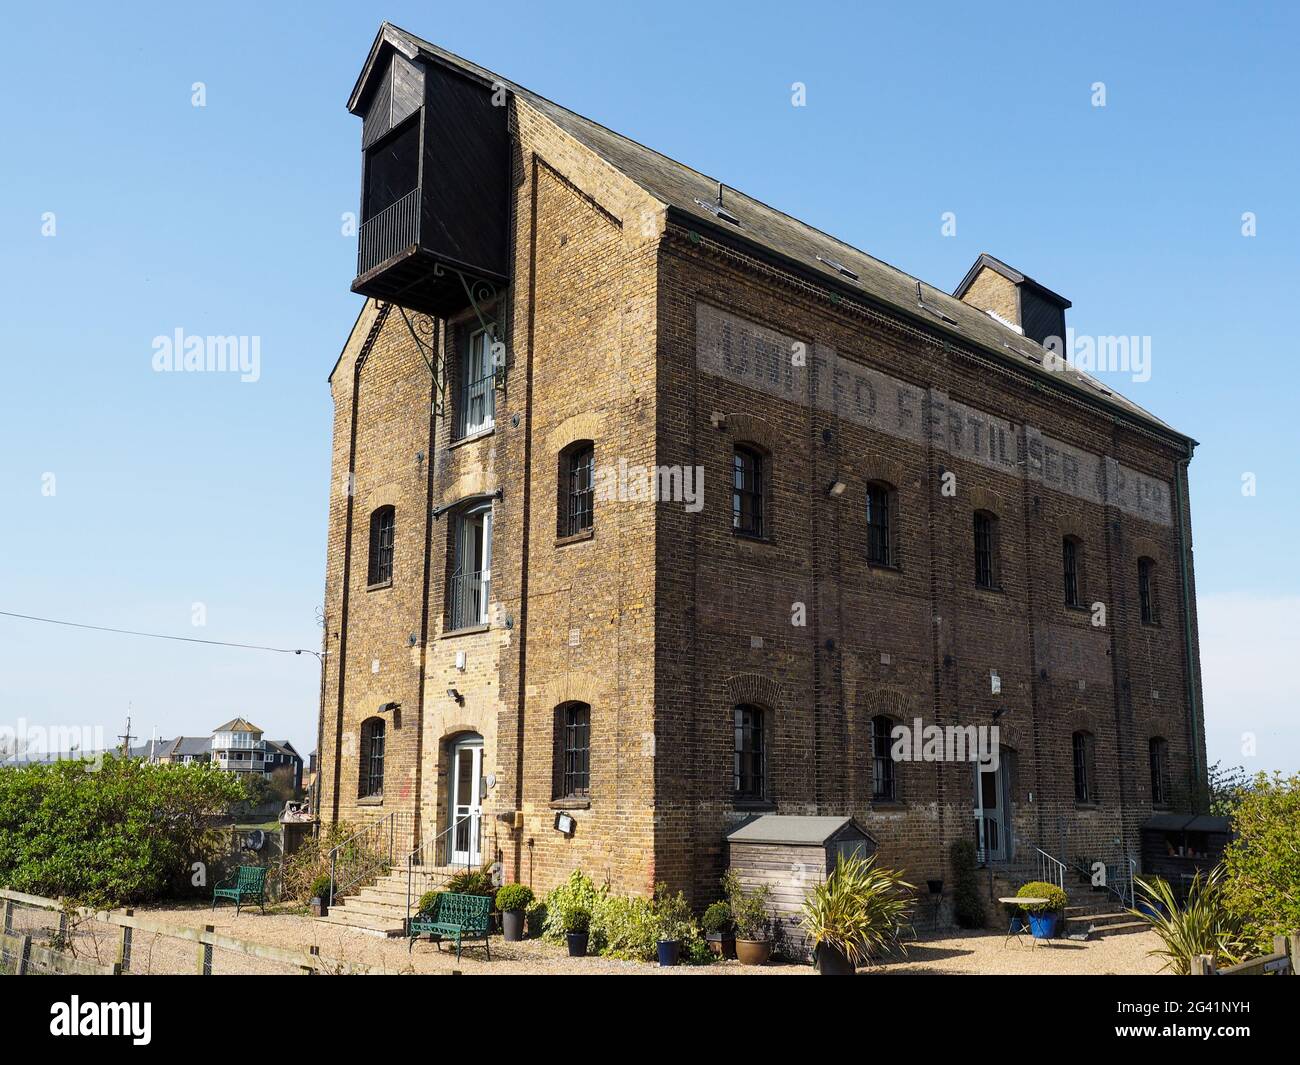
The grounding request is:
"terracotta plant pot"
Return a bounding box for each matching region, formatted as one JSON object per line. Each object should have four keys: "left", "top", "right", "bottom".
{"left": 813, "top": 943, "right": 855, "bottom": 975}
{"left": 705, "top": 932, "right": 736, "bottom": 959}
{"left": 502, "top": 909, "right": 525, "bottom": 942}
{"left": 735, "top": 938, "right": 771, "bottom": 965}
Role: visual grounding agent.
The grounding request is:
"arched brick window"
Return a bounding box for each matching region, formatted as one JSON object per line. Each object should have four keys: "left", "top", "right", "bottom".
{"left": 1149, "top": 736, "right": 1169, "bottom": 806}
{"left": 733, "top": 704, "right": 767, "bottom": 801}
{"left": 974, "top": 510, "right": 999, "bottom": 589}
{"left": 1072, "top": 730, "right": 1095, "bottom": 804}
{"left": 866, "top": 482, "right": 898, "bottom": 567}
{"left": 1138, "top": 557, "right": 1159, "bottom": 625}
{"left": 553, "top": 702, "right": 591, "bottom": 799}
{"left": 1062, "top": 535, "right": 1082, "bottom": 607}
{"left": 732, "top": 446, "right": 765, "bottom": 538}
{"left": 558, "top": 442, "right": 595, "bottom": 538}
{"left": 872, "top": 715, "right": 899, "bottom": 801}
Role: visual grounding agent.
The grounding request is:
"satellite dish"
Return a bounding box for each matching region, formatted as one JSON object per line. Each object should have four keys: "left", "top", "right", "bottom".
{"left": 245, "top": 829, "right": 265, "bottom": 851}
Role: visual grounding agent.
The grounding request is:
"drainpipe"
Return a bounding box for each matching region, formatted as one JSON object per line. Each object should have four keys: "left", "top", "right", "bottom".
{"left": 1173, "top": 452, "right": 1205, "bottom": 809}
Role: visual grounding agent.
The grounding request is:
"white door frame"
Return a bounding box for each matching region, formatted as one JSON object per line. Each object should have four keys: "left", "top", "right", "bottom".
{"left": 449, "top": 736, "right": 483, "bottom": 866}
{"left": 974, "top": 753, "right": 1011, "bottom": 864}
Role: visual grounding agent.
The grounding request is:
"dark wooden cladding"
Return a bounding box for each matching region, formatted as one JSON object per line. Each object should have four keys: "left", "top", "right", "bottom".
{"left": 1020, "top": 287, "right": 1067, "bottom": 348}
{"left": 351, "top": 47, "right": 510, "bottom": 317}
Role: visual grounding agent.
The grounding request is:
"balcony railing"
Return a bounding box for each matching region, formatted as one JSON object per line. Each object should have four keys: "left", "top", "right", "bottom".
{"left": 454, "top": 370, "right": 496, "bottom": 438}
{"left": 448, "top": 569, "right": 489, "bottom": 631}
{"left": 357, "top": 188, "right": 419, "bottom": 276}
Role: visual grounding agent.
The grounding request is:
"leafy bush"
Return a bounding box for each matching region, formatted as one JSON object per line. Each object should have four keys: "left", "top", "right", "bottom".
{"left": 563, "top": 906, "right": 591, "bottom": 934}
{"left": 1016, "top": 881, "right": 1067, "bottom": 914}
{"left": 280, "top": 820, "right": 377, "bottom": 903}
{"left": 496, "top": 882, "right": 534, "bottom": 912}
{"left": 590, "top": 892, "right": 658, "bottom": 959}
{"left": 723, "top": 870, "right": 772, "bottom": 940}
{"left": 1132, "top": 867, "right": 1245, "bottom": 975}
{"left": 684, "top": 937, "right": 718, "bottom": 965}
{"left": 310, "top": 874, "right": 333, "bottom": 902}
{"left": 653, "top": 884, "right": 696, "bottom": 943}
{"left": 526, "top": 899, "right": 547, "bottom": 934}
{"left": 541, "top": 869, "right": 603, "bottom": 941}
{"left": 417, "top": 890, "right": 443, "bottom": 916}
{"left": 701, "top": 900, "right": 732, "bottom": 935}
{"left": 800, "top": 854, "right": 914, "bottom": 967}
{"left": 949, "top": 839, "right": 984, "bottom": 928}
{"left": 1223, "top": 772, "right": 1300, "bottom": 949}
{"left": 0, "top": 755, "right": 247, "bottom": 908}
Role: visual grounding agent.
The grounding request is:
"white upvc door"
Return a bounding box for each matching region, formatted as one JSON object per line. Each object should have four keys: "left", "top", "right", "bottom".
{"left": 450, "top": 738, "right": 483, "bottom": 867}
{"left": 974, "top": 759, "right": 1008, "bottom": 864}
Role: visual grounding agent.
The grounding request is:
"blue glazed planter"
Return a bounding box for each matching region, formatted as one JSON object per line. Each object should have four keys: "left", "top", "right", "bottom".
{"left": 657, "top": 940, "right": 681, "bottom": 966}
{"left": 1028, "top": 912, "right": 1059, "bottom": 939}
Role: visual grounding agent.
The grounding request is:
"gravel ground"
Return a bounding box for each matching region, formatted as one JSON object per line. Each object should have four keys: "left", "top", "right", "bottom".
{"left": 107, "top": 903, "right": 1170, "bottom": 976}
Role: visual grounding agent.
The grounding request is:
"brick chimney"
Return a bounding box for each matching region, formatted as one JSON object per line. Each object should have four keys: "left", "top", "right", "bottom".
{"left": 954, "top": 253, "right": 1071, "bottom": 349}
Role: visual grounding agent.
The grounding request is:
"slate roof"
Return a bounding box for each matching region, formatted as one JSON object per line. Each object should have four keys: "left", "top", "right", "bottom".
{"left": 726, "top": 815, "right": 873, "bottom": 846}
{"left": 359, "top": 23, "right": 1189, "bottom": 445}
{"left": 165, "top": 737, "right": 213, "bottom": 757}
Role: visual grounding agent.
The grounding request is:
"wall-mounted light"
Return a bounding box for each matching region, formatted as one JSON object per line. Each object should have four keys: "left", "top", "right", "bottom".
{"left": 827, "top": 480, "right": 847, "bottom": 497}
{"left": 446, "top": 688, "right": 464, "bottom": 705}
{"left": 554, "top": 812, "right": 576, "bottom": 836}
{"left": 378, "top": 701, "right": 400, "bottom": 714}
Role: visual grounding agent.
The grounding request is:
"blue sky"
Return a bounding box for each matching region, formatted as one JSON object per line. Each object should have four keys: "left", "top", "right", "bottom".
{"left": 2, "top": 1, "right": 1297, "bottom": 771}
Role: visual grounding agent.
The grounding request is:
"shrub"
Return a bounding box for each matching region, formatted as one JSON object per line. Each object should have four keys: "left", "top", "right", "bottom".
{"left": 1016, "top": 881, "right": 1067, "bottom": 914}
{"left": 701, "top": 900, "right": 732, "bottom": 935}
{"left": 590, "top": 892, "right": 658, "bottom": 959}
{"left": 684, "top": 937, "right": 718, "bottom": 965}
{"left": 563, "top": 906, "right": 590, "bottom": 934}
{"left": 417, "top": 890, "right": 443, "bottom": 917}
{"left": 653, "top": 884, "right": 696, "bottom": 943}
{"left": 949, "top": 839, "right": 984, "bottom": 928}
{"left": 526, "top": 899, "right": 547, "bottom": 934}
{"left": 723, "top": 870, "right": 772, "bottom": 940}
{"left": 445, "top": 865, "right": 497, "bottom": 897}
{"left": 800, "top": 854, "right": 914, "bottom": 967}
{"left": 496, "top": 883, "right": 534, "bottom": 913}
{"left": 1133, "top": 867, "right": 1245, "bottom": 975}
{"left": 1223, "top": 772, "right": 1300, "bottom": 950}
{"left": 309, "top": 874, "right": 333, "bottom": 902}
{"left": 0, "top": 755, "right": 247, "bottom": 908}
{"left": 541, "top": 869, "right": 602, "bottom": 941}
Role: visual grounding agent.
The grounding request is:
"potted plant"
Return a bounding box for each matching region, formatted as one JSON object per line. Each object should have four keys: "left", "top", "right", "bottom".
{"left": 701, "top": 900, "right": 735, "bottom": 958}
{"left": 1016, "top": 881, "right": 1068, "bottom": 939}
{"left": 724, "top": 871, "right": 773, "bottom": 965}
{"left": 309, "top": 874, "right": 332, "bottom": 918}
{"left": 653, "top": 885, "right": 694, "bottom": 967}
{"left": 526, "top": 899, "right": 547, "bottom": 938}
{"left": 563, "top": 906, "right": 591, "bottom": 956}
{"left": 800, "top": 854, "right": 914, "bottom": 975}
{"left": 496, "top": 883, "right": 534, "bottom": 942}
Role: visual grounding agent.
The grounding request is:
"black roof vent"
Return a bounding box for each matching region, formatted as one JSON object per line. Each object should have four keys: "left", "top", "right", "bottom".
{"left": 695, "top": 181, "right": 741, "bottom": 226}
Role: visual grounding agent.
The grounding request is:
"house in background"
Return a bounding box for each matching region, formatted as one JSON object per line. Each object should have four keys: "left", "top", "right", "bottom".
{"left": 149, "top": 718, "right": 304, "bottom": 792}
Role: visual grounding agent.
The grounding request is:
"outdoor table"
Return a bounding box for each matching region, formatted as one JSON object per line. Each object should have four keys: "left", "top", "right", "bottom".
{"left": 998, "top": 897, "right": 1050, "bottom": 948}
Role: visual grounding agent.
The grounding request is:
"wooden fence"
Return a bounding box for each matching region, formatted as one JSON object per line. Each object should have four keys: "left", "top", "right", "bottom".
{"left": 1191, "top": 932, "right": 1299, "bottom": 975}
{"left": 0, "top": 888, "right": 391, "bottom": 975}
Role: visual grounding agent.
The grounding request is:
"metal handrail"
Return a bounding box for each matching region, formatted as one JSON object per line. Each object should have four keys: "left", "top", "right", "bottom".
{"left": 327, "top": 811, "right": 397, "bottom": 907}
{"left": 1035, "top": 847, "right": 1067, "bottom": 893}
{"left": 404, "top": 813, "right": 483, "bottom": 931}
{"left": 357, "top": 188, "right": 419, "bottom": 275}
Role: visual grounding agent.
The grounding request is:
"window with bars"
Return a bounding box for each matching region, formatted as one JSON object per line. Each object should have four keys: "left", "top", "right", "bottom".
{"left": 732, "top": 446, "right": 764, "bottom": 538}
{"left": 1149, "top": 737, "right": 1169, "bottom": 806}
{"left": 368, "top": 506, "right": 395, "bottom": 586}
{"left": 559, "top": 443, "right": 594, "bottom": 537}
{"left": 866, "top": 482, "right": 894, "bottom": 566}
{"left": 554, "top": 702, "right": 591, "bottom": 799}
{"left": 456, "top": 327, "right": 496, "bottom": 438}
{"left": 974, "top": 511, "right": 998, "bottom": 589}
{"left": 1072, "top": 731, "right": 1093, "bottom": 804}
{"left": 872, "top": 715, "right": 898, "bottom": 801}
{"left": 360, "top": 718, "right": 385, "bottom": 799}
{"left": 734, "top": 704, "right": 766, "bottom": 801}
{"left": 449, "top": 504, "right": 492, "bottom": 630}
{"left": 1138, "top": 557, "right": 1157, "bottom": 625}
{"left": 1063, "top": 536, "right": 1081, "bottom": 607}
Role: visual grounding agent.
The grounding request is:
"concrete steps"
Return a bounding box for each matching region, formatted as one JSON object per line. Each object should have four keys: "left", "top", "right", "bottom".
{"left": 319, "top": 866, "right": 460, "bottom": 937}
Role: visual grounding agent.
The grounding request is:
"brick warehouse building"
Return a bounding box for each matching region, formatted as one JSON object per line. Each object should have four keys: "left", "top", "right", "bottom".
{"left": 316, "top": 22, "right": 1206, "bottom": 909}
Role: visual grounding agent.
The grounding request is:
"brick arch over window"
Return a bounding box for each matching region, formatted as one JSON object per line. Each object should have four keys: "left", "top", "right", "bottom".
{"left": 720, "top": 412, "right": 782, "bottom": 456}
{"left": 723, "top": 673, "right": 787, "bottom": 713}
{"left": 358, "top": 716, "right": 386, "bottom": 799}
{"left": 538, "top": 672, "right": 603, "bottom": 713}
{"left": 546, "top": 411, "right": 605, "bottom": 454}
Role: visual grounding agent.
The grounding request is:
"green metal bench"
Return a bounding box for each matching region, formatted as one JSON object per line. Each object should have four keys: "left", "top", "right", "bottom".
{"left": 212, "top": 865, "right": 267, "bottom": 915}
{"left": 408, "top": 892, "right": 492, "bottom": 961}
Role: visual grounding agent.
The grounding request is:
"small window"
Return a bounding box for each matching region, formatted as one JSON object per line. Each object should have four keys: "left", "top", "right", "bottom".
{"left": 1138, "top": 557, "right": 1158, "bottom": 625}
{"left": 1072, "top": 731, "right": 1094, "bottom": 804}
{"left": 732, "top": 446, "right": 764, "bottom": 538}
{"left": 368, "top": 506, "right": 395, "bottom": 586}
{"left": 456, "top": 328, "right": 496, "bottom": 438}
{"left": 559, "top": 443, "right": 594, "bottom": 538}
{"left": 359, "top": 718, "right": 385, "bottom": 799}
{"left": 734, "top": 704, "right": 766, "bottom": 801}
{"left": 866, "top": 482, "right": 895, "bottom": 566}
{"left": 872, "top": 715, "right": 897, "bottom": 801}
{"left": 974, "top": 511, "right": 999, "bottom": 589}
{"left": 1149, "top": 737, "right": 1169, "bottom": 806}
{"left": 554, "top": 702, "right": 591, "bottom": 799}
{"left": 449, "top": 504, "right": 492, "bottom": 629}
{"left": 1062, "top": 536, "right": 1081, "bottom": 607}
